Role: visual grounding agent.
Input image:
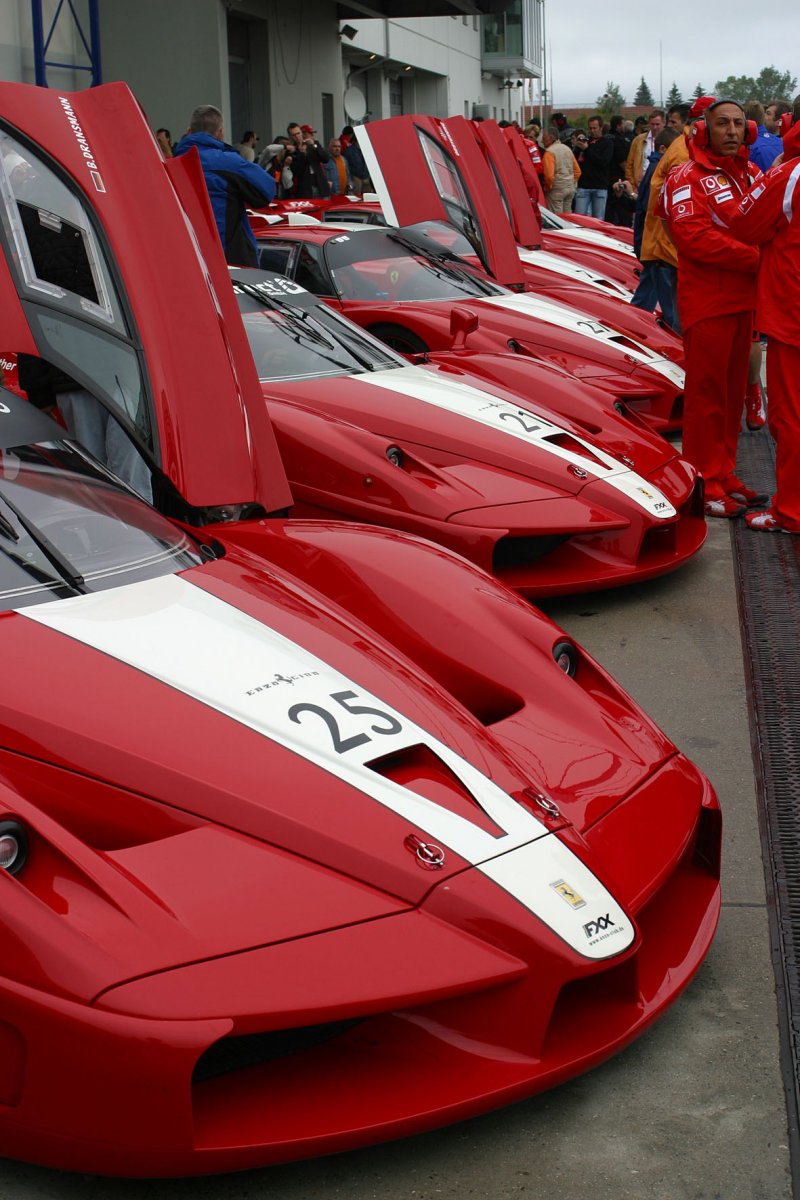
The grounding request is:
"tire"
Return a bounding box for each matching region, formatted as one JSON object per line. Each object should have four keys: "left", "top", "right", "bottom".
{"left": 367, "top": 324, "right": 429, "bottom": 356}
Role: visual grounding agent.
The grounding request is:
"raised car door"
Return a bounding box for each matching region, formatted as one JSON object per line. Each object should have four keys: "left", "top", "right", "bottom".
{"left": 355, "top": 114, "right": 526, "bottom": 289}
{"left": 463, "top": 119, "right": 542, "bottom": 249}
{"left": 0, "top": 81, "right": 292, "bottom": 517}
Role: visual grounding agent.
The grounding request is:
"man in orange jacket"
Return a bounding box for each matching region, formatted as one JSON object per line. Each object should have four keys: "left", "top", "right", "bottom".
{"left": 661, "top": 99, "right": 765, "bottom": 516}
{"left": 728, "top": 101, "right": 800, "bottom": 532}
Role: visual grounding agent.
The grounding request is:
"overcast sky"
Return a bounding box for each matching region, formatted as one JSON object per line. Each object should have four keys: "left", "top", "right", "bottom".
{"left": 543, "top": 0, "right": 800, "bottom": 107}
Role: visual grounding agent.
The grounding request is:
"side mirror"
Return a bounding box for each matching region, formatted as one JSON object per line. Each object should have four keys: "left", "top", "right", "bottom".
{"left": 449, "top": 306, "right": 479, "bottom": 349}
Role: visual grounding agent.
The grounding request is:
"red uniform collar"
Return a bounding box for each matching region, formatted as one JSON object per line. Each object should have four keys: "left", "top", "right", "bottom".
{"left": 782, "top": 120, "right": 800, "bottom": 162}
{"left": 688, "top": 138, "right": 751, "bottom": 180}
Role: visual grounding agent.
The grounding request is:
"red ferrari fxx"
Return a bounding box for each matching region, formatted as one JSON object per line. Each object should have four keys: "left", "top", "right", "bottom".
{"left": 0, "top": 81, "right": 719, "bottom": 1177}
{"left": 251, "top": 218, "right": 686, "bottom": 434}
{"left": 235, "top": 268, "right": 705, "bottom": 595}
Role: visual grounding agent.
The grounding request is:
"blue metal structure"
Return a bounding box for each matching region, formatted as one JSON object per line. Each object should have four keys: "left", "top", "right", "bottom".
{"left": 31, "top": 0, "right": 102, "bottom": 88}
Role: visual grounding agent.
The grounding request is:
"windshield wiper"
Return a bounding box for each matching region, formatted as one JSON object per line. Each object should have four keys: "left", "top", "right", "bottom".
{"left": 315, "top": 319, "right": 396, "bottom": 373}
{"left": 240, "top": 283, "right": 381, "bottom": 375}
{"left": 238, "top": 285, "right": 337, "bottom": 350}
{"left": 384, "top": 233, "right": 498, "bottom": 296}
{"left": 0, "top": 490, "right": 87, "bottom": 595}
{"left": 0, "top": 511, "right": 19, "bottom": 542}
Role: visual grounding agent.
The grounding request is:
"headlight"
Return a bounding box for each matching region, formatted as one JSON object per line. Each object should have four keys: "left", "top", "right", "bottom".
{"left": 0, "top": 820, "right": 28, "bottom": 876}
{"left": 552, "top": 640, "right": 578, "bottom": 678}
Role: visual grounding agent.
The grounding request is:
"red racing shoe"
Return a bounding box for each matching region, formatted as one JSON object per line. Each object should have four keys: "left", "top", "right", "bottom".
{"left": 724, "top": 475, "right": 770, "bottom": 508}
{"left": 745, "top": 383, "right": 767, "bottom": 431}
{"left": 705, "top": 495, "right": 746, "bottom": 518}
{"left": 746, "top": 510, "right": 800, "bottom": 533}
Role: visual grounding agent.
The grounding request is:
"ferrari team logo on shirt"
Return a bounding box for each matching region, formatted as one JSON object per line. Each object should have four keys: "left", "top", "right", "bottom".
{"left": 714, "top": 190, "right": 734, "bottom": 204}
{"left": 701, "top": 176, "right": 722, "bottom": 193}
{"left": 672, "top": 185, "right": 692, "bottom": 204}
{"left": 673, "top": 200, "right": 694, "bottom": 220}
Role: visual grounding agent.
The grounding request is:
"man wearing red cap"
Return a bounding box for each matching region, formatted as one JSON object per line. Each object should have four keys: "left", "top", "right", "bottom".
{"left": 661, "top": 99, "right": 765, "bottom": 516}
{"left": 728, "top": 100, "right": 800, "bottom": 533}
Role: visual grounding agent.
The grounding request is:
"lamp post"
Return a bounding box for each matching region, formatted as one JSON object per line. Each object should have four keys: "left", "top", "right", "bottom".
{"left": 503, "top": 78, "right": 524, "bottom": 122}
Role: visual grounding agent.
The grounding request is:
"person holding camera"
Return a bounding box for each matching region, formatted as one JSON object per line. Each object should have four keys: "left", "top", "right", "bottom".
{"left": 283, "top": 122, "right": 330, "bottom": 199}
{"left": 573, "top": 116, "right": 613, "bottom": 218}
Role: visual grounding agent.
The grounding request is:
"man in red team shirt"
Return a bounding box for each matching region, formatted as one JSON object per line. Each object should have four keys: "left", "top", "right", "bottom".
{"left": 728, "top": 99, "right": 800, "bottom": 532}
{"left": 661, "top": 99, "right": 766, "bottom": 516}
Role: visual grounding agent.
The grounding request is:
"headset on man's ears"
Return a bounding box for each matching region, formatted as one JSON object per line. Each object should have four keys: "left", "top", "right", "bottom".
{"left": 779, "top": 111, "right": 797, "bottom": 137}
{"left": 692, "top": 104, "right": 758, "bottom": 150}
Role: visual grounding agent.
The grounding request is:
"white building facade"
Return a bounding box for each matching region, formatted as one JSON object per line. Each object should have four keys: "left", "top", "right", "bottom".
{"left": 2, "top": 0, "right": 544, "bottom": 145}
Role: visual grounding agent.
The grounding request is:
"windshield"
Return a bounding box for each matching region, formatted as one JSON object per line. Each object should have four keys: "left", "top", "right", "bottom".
{"left": 235, "top": 279, "right": 404, "bottom": 381}
{"left": 0, "top": 440, "right": 201, "bottom": 611}
{"left": 324, "top": 230, "right": 501, "bottom": 303}
{"left": 405, "top": 221, "right": 477, "bottom": 259}
{"left": 540, "top": 208, "right": 570, "bottom": 231}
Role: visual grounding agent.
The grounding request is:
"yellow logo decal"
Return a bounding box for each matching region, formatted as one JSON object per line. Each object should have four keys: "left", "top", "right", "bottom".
{"left": 551, "top": 879, "right": 586, "bottom": 909}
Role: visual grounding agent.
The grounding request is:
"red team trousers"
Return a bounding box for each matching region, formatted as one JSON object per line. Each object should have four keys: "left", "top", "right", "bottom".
{"left": 681, "top": 310, "right": 752, "bottom": 498}
{"left": 766, "top": 338, "right": 800, "bottom": 532}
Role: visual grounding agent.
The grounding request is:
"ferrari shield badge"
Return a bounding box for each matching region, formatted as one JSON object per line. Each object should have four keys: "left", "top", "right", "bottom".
{"left": 550, "top": 879, "right": 586, "bottom": 909}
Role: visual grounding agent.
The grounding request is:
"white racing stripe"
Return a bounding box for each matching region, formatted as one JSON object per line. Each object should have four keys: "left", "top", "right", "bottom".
{"left": 477, "top": 293, "right": 686, "bottom": 389}
{"left": 352, "top": 366, "right": 676, "bottom": 520}
{"left": 518, "top": 248, "right": 633, "bottom": 300}
{"left": 20, "top": 574, "right": 634, "bottom": 959}
{"left": 353, "top": 128, "right": 400, "bottom": 228}
{"left": 548, "top": 226, "right": 637, "bottom": 257}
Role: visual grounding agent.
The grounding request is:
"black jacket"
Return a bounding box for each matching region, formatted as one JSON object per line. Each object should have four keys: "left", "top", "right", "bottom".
{"left": 575, "top": 134, "right": 613, "bottom": 190}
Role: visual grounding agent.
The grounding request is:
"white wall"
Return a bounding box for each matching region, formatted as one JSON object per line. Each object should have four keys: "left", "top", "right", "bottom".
{"left": 100, "top": 0, "right": 226, "bottom": 139}
{"left": 343, "top": 15, "right": 526, "bottom": 122}
{"left": 269, "top": 0, "right": 344, "bottom": 139}
{"left": 3, "top": 2, "right": 528, "bottom": 141}
{"left": 3, "top": 0, "right": 89, "bottom": 89}
{"left": 98, "top": 0, "right": 346, "bottom": 146}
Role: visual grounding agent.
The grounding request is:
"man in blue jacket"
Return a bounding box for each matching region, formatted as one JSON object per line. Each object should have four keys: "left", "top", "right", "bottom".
{"left": 174, "top": 105, "right": 274, "bottom": 267}
{"left": 748, "top": 100, "right": 791, "bottom": 172}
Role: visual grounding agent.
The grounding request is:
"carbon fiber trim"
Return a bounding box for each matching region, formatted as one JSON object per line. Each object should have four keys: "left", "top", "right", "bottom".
{"left": 733, "top": 426, "right": 800, "bottom": 1191}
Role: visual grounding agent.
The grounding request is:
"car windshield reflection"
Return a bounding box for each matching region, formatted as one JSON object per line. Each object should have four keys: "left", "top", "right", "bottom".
{"left": 0, "top": 440, "right": 201, "bottom": 610}
{"left": 323, "top": 231, "right": 498, "bottom": 303}
{"left": 234, "top": 276, "right": 405, "bottom": 381}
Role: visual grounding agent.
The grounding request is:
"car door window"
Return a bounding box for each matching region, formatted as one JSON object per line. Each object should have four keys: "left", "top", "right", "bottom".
{"left": 416, "top": 130, "right": 485, "bottom": 266}
{"left": 294, "top": 243, "right": 334, "bottom": 296}
{"left": 0, "top": 126, "right": 153, "bottom": 453}
{"left": 0, "top": 130, "right": 127, "bottom": 332}
{"left": 258, "top": 241, "right": 296, "bottom": 276}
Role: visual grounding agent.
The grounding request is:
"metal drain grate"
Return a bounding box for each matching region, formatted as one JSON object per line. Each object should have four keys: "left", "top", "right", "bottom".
{"left": 733, "top": 427, "right": 800, "bottom": 1191}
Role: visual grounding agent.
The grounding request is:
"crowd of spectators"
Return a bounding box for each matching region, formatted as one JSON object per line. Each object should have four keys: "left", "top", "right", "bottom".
{"left": 252, "top": 122, "right": 372, "bottom": 200}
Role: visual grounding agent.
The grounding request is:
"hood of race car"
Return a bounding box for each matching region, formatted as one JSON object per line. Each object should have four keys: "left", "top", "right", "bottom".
{"left": 273, "top": 365, "right": 676, "bottom": 521}
{"left": 470, "top": 294, "right": 686, "bottom": 388}
{"left": 0, "top": 547, "right": 674, "bottom": 999}
{"left": 518, "top": 248, "right": 633, "bottom": 301}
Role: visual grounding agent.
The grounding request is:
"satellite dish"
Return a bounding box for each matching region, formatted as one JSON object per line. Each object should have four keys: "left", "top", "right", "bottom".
{"left": 344, "top": 86, "right": 367, "bottom": 122}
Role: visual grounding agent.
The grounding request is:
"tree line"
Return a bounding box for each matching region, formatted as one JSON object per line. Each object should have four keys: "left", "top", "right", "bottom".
{"left": 594, "top": 66, "right": 796, "bottom": 118}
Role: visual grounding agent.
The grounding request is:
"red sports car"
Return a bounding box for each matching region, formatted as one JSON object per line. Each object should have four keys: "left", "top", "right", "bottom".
{"left": 234, "top": 268, "right": 705, "bottom": 596}
{"left": 251, "top": 217, "right": 686, "bottom": 434}
{"left": 0, "top": 81, "right": 720, "bottom": 1177}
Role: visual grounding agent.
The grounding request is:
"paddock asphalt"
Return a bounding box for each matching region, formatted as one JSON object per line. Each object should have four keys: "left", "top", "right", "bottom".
{"left": 0, "top": 428, "right": 794, "bottom": 1200}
